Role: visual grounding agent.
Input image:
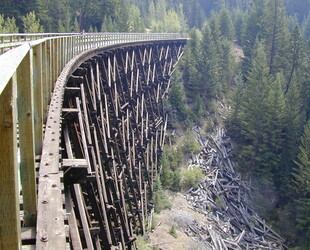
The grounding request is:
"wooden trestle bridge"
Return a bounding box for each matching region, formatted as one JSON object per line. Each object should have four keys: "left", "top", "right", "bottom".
{"left": 0, "top": 33, "right": 186, "bottom": 249}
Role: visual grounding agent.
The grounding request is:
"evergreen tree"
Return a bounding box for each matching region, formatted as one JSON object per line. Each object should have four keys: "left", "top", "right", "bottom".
{"left": 147, "top": 0, "right": 156, "bottom": 28}
{"left": 72, "top": 17, "right": 80, "bottom": 32}
{"left": 169, "top": 68, "right": 187, "bottom": 121}
{"left": 115, "top": 0, "right": 130, "bottom": 32}
{"left": 197, "top": 22, "right": 217, "bottom": 101}
{"left": 5, "top": 17, "right": 19, "bottom": 33}
{"left": 101, "top": 16, "right": 115, "bottom": 32}
{"left": 277, "top": 76, "right": 303, "bottom": 197}
{"left": 127, "top": 4, "right": 145, "bottom": 32}
{"left": 0, "top": 15, "right": 19, "bottom": 33}
{"left": 219, "top": 9, "right": 234, "bottom": 40}
{"left": 264, "top": 73, "right": 285, "bottom": 177}
{"left": 285, "top": 26, "right": 306, "bottom": 93}
{"left": 164, "top": 10, "right": 181, "bottom": 33}
{"left": 182, "top": 28, "right": 202, "bottom": 101}
{"left": 0, "top": 14, "right": 5, "bottom": 33}
{"left": 261, "top": 0, "right": 290, "bottom": 74}
{"left": 177, "top": 4, "right": 188, "bottom": 34}
{"left": 292, "top": 120, "right": 310, "bottom": 246}
{"left": 21, "top": 12, "right": 44, "bottom": 33}
{"left": 302, "top": 12, "right": 310, "bottom": 39}
{"left": 155, "top": 0, "right": 167, "bottom": 21}
{"left": 242, "top": 0, "right": 266, "bottom": 59}
{"left": 237, "top": 42, "right": 273, "bottom": 175}
{"left": 233, "top": 9, "right": 245, "bottom": 44}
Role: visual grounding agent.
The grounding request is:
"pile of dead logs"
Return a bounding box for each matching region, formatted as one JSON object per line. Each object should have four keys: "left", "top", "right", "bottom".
{"left": 185, "top": 127, "right": 288, "bottom": 249}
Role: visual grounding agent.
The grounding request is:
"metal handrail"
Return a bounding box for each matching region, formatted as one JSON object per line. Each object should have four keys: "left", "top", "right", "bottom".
{"left": 0, "top": 32, "right": 187, "bottom": 249}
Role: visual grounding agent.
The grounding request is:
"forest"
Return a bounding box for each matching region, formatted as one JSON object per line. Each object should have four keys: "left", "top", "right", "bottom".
{"left": 1, "top": 0, "right": 310, "bottom": 248}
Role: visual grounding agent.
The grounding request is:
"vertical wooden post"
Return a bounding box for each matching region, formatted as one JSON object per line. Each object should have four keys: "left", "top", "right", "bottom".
{"left": 33, "top": 44, "right": 44, "bottom": 156}
{"left": 41, "top": 41, "right": 48, "bottom": 122}
{"left": 17, "top": 52, "right": 37, "bottom": 226}
{"left": 0, "top": 77, "right": 21, "bottom": 249}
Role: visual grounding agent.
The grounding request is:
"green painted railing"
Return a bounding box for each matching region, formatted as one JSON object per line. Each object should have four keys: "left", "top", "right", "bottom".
{"left": 0, "top": 32, "right": 185, "bottom": 249}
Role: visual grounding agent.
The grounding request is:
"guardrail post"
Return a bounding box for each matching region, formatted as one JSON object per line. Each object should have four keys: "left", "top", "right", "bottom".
{"left": 17, "top": 52, "right": 37, "bottom": 227}
{"left": 0, "top": 77, "right": 21, "bottom": 249}
{"left": 33, "top": 44, "right": 44, "bottom": 156}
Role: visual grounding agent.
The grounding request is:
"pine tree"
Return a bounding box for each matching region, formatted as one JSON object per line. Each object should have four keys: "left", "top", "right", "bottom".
{"left": 115, "top": 0, "right": 130, "bottom": 32}
{"left": 72, "top": 17, "right": 80, "bottom": 32}
{"left": 101, "top": 16, "right": 115, "bottom": 32}
{"left": 127, "top": 4, "right": 145, "bottom": 32}
{"left": 164, "top": 10, "right": 181, "bottom": 33}
{"left": 292, "top": 120, "right": 310, "bottom": 245}
{"left": 147, "top": 0, "right": 156, "bottom": 28}
{"left": 0, "top": 14, "right": 5, "bottom": 33}
{"left": 285, "top": 26, "right": 306, "bottom": 93}
{"left": 169, "top": 68, "right": 187, "bottom": 121}
{"left": 238, "top": 42, "right": 272, "bottom": 175}
{"left": 219, "top": 9, "right": 234, "bottom": 40}
{"left": 242, "top": 0, "right": 266, "bottom": 58}
{"left": 177, "top": 4, "right": 188, "bottom": 34}
{"left": 233, "top": 9, "right": 245, "bottom": 44}
{"left": 182, "top": 28, "right": 202, "bottom": 101}
{"left": 302, "top": 12, "right": 310, "bottom": 39}
{"left": 5, "top": 17, "right": 19, "bottom": 33}
{"left": 22, "top": 12, "right": 44, "bottom": 33}
{"left": 197, "top": 22, "right": 217, "bottom": 101}
{"left": 264, "top": 73, "right": 285, "bottom": 177}
{"left": 261, "top": 0, "right": 290, "bottom": 74}
{"left": 155, "top": 0, "right": 167, "bottom": 21}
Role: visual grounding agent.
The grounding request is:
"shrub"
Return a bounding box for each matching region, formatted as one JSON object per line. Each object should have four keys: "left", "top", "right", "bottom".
{"left": 169, "top": 225, "right": 178, "bottom": 238}
{"left": 182, "top": 131, "right": 201, "bottom": 155}
{"left": 181, "top": 168, "right": 205, "bottom": 190}
{"left": 152, "top": 178, "right": 171, "bottom": 213}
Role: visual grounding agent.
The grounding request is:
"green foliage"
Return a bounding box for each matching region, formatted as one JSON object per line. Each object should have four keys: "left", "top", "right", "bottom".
{"left": 232, "top": 9, "right": 245, "bottom": 44}
{"left": 292, "top": 120, "right": 310, "bottom": 246}
{"left": 0, "top": 14, "right": 19, "bottom": 33}
{"left": 180, "top": 168, "right": 204, "bottom": 190}
{"left": 135, "top": 235, "right": 152, "bottom": 250}
{"left": 164, "top": 10, "right": 181, "bottom": 33}
{"left": 261, "top": 0, "right": 290, "bottom": 74}
{"left": 169, "top": 68, "right": 188, "bottom": 121}
{"left": 160, "top": 145, "right": 182, "bottom": 191}
{"left": 128, "top": 4, "right": 145, "bottom": 32}
{"left": 242, "top": 0, "right": 266, "bottom": 58}
{"left": 169, "top": 225, "right": 177, "bottom": 238}
{"left": 219, "top": 9, "right": 234, "bottom": 40}
{"left": 230, "top": 42, "right": 287, "bottom": 179}
{"left": 22, "top": 12, "right": 44, "bottom": 33}
{"left": 152, "top": 178, "right": 171, "bottom": 213}
{"left": 101, "top": 16, "right": 115, "bottom": 32}
{"left": 181, "top": 131, "right": 200, "bottom": 155}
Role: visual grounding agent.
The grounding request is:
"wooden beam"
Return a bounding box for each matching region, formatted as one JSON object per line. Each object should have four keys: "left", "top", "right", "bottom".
{"left": 0, "top": 77, "right": 21, "bottom": 249}
{"left": 17, "top": 52, "right": 37, "bottom": 226}
{"left": 32, "top": 44, "right": 44, "bottom": 156}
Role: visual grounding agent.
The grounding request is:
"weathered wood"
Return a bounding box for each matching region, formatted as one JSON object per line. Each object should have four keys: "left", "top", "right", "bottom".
{"left": 185, "top": 127, "right": 287, "bottom": 249}
{"left": 0, "top": 78, "right": 21, "bottom": 249}
{"left": 32, "top": 44, "right": 44, "bottom": 156}
{"left": 73, "top": 184, "right": 94, "bottom": 250}
{"left": 58, "top": 41, "right": 186, "bottom": 249}
{"left": 65, "top": 189, "right": 83, "bottom": 250}
{"left": 17, "top": 53, "right": 37, "bottom": 226}
{"left": 21, "top": 227, "right": 36, "bottom": 241}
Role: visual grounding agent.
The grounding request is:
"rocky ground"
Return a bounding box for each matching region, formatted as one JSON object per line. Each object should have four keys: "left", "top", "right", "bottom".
{"left": 148, "top": 192, "right": 207, "bottom": 250}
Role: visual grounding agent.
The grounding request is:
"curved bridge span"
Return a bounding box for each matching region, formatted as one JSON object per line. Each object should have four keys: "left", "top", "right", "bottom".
{"left": 0, "top": 33, "right": 186, "bottom": 249}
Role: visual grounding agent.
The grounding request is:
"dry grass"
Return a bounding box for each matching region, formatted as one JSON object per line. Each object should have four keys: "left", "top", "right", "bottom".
{"left": 148, "top": 193, "right": 207, "bottom": 250}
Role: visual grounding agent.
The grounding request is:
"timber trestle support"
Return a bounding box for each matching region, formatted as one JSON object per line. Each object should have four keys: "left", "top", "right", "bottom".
{"left": 36, "top": 40, "right": 186, "bottom": 249}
